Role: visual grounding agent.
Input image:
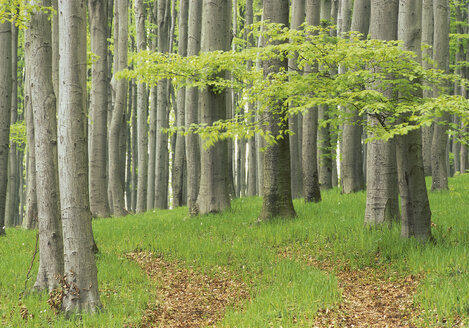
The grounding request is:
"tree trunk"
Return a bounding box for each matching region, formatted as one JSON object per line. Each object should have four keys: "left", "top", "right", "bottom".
{"left": 341, "top": 0, "right": 369, "bottom": 194}
{"left": 26, "top": 0, "right": 65, "bottom": 290}
{"left": 109, "top": 0, "right": 128, "bottom": 216}
{"left": 154, "top": 0, "right": 171, "bottom": 209}
{"left": 246, "top": 0, "right": 257, "bottom": 197}
{"left": 421, "top": 0, "right": 433, "bottom": 176}
{"left": 302, "top": 0, "right": 321, "bottom": 203}
{"left": 173, "top": 0, "right": 188, "bottom": 208}
{"left": 185, "top": 0, "right": 202, "bottom": 215}
{"left": 195, "top": 0, "right": 232, "bottom": 215}
{"left": 0, "top": 22, "right": 12, "bottom": 235}
{"left": 134, "top": 0, "right": 149, "bottom": 213}
{"left": 58, "top": 0, "right": 101, "bottom": 313}
{"left": 430, "top": 0, "right": 450, "bottom": 191}
{"left": 289, "top": 0, "right": 305, "bottom": 199}
{"left": 258, "top": 0, "right": 296, "bottom": 220}
{"left": 397, "top": 0, "right": 431, "bottom": 240}
{"left": 364, "top": 0, "right": 400, "bottom": 226}
{"left": 89, "top": 0, "right": 111, "bottom": 218}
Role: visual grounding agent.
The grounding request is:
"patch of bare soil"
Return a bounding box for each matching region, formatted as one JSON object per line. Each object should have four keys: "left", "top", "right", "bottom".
{"left": 279, "top": 249, "right": 421, "bottom": 327}
{"left": 125, "top": 251, "right": 249, "bottom": 328}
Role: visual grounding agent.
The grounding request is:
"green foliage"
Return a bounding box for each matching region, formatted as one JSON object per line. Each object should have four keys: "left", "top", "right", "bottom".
{"left": 0, "top": 1, "right": 55, "bottom": 28}
{"left": 9, "top": 120, "right": 26, "bottom": 149}
{"left": 121, "top": 23, "right": 469, "bottom": 146}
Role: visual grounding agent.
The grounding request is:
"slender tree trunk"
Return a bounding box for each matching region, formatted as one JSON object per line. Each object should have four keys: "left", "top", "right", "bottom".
{"left": 289, "top": 0, "right": 305, "bottom": 199}
{"left": 58, "top": 0, "right": 101, "bottom": 313}
{"left": 0, "top": 22, "right": 12, "bottom": 235}
{"left": 364, "top": 0, "right": 400, "bottom": 226}
{"left": 109, "top": 0, "right": 128, "bottom": 216}
{"left": 89, "top": 0, "right": 111, "bottom": 218}
{"left": 130, "top": 78, "right": 138, "bottom": 212}
{"left": 26, "top": 0, "right": 65, "bottom": 290}
{"left": 185, "top": 0, "right": 202, "bottom": 215}
{"left": 341, "top": 0, "right": 369, "bottom": 194}
{"left": 258, "top": 0, "right": 296, "bottom": 220}
{"left": 135, "top": 0, "right": 149, "bottom": 213}
{"left": 195, "top": 0, "right": 232, "bottom": 215}
{"left": 246, "top": 0, "right": 257, "bottom": 197}
{"left": 302, "top": 0, "right": 321, "bottom": 203}
{"left": 421, "top": 0, "right": 434, "bottom": 176}
{"left": 154, "top": 0, "right": 171, "bottom": 209}
{"left": 397, "top": 0, "right": 431, "bottom": 240}
{"left": 430, "top": 0, "right": 450, "bottom": 191}
{"left": 173, "top": 0, "right": 188, "bottom": 207}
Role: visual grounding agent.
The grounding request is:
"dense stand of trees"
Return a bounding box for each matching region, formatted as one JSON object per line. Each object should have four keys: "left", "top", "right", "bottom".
{"left": 0, "top": 0, "right": 468, "bottom": 315}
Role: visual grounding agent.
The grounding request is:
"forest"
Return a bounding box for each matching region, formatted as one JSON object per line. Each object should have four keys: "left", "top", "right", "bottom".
{"left": 1, "top": 0, "right": 469, "bottom": 327}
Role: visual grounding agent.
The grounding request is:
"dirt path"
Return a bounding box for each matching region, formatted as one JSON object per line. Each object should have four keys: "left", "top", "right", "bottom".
{"left": 125, "top": 252, "right": 249, "bottom": 328}
{"left": 279, "top": 248, "right": 421, "bottom": 327}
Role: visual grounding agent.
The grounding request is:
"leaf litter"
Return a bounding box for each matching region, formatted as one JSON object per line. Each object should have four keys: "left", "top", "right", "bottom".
{"left": 125, "top": 251, "right": 249, "bottom": 328}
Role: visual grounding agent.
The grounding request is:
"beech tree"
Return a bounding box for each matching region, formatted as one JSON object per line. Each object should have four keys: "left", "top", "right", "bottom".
{"left": 0, "top": 21, "right": 11, "bottom": 236}
{"left": 26, "top": 0, "right": 64, "bottom": 291}
{"left": 58, "top": 0, "right": 101, "bottom": 313}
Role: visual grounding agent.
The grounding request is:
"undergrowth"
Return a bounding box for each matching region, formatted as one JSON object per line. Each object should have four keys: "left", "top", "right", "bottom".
{"left": 0, "top": 175, "right": 468, "bottom": 327}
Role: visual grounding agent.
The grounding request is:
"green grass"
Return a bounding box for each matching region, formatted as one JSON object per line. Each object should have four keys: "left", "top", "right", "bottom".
{"left": 1, "top": 175, "right": 469, "bottom": 327}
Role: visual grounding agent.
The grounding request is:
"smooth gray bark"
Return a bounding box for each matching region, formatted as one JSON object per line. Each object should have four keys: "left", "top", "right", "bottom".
{"left": 173, "top": 0, "right": 188, "bottom": 207}
{"left": 302, "top": 0, "right": 321, "bottom": 203}
{"left": 364, "top": 0, "right": 400, "bottom": 226}
{"left": 89, "top": 0, "right": 111, "bottom": 218}
{"left": 195, "top": 0, "right": 231, "bottom": 215}
{"left": 26, "top": 0, "right": 64, "bottom": 290}
{"left": 109, "top": 0, "right": 128, "bottom": 216}
{"left": 422, "top": 0, "right": 433, "bottom": 176}
{"left": 58, "top": 0, "right": 101, "bottom": 313}
{"left": 154, "top": 0, "right": 171, "bottom": 209}
{"left": 134, "top": 0, "right": 148, "bottom": 213}
{"left": 185, "top": 0, "right": 202, "bottom": 215}
{"left": 397, "top": 0, "right": 431, "bottom": 240}
{"left": 0, "top": 22, "right": 12, "bottom": 235}
{"left": 258, "top": 0, "right": 296, "bottom": 220}
{"left": 430, "top": 0, "right": 450, "bottom": 191}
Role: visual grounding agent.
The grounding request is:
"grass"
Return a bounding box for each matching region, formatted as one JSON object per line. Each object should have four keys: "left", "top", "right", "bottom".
{"left": 1, "top": 174, "right": 469, "bottom": 327}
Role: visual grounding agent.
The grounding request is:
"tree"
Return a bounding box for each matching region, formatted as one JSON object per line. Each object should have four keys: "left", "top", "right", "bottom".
{"left": 89, "top": 0, "right": 111, "bottom": 218}
{"left": 340, "top": 0, "right": 369, "bottom": 194}
{"left": 397, "top": 0, "right": 431, "bottom": 240}
{"left": 302, "top": 0, "right": 321, "bottom": 203}
{"left": 135, "top": 0, "right": 148, "bottom": 213}
{"left": 173, "top": 0, "right": 189, "bottom": 207}
{"left": 185, "top": 0, "right": 202, "bottom": 215}
{"left": 364, "top": 0, "right": 400, "bottom": 226}
{"left": 58, "top": 0, "right": 101, "bottom": 313}
{"left": 0, "top": 21, "right": 12, "bottom": 236}
{"left": 431, "top": 0, "right": 450, "bottom": 191}
{"left": 26, "top": 0, "right": 64, "bottom": 290}
{"left": 195, "top": 0, "right": 232, "bottom": 215}
{"left": 109, "top": 0, "right": 129, "bottom": 216}
{"left": 258, "top": 0, "right": 296, "bottom": 220}
{"left": 154, "top": 0, "right": 171, "bottom": 209}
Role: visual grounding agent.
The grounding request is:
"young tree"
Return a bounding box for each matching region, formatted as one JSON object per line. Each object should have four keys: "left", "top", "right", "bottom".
{"left": 109, "top": 0, "right": 129, "bottom": 216}
{"left": 185, "top": 0, "right": 202, "bottom": 215}
{"left": 397, "top": 0, "right": 431, "bottom": 240}
{"left": 89, "top": 0, "right": 111, "bottom": 218}
{"left": 195, "top": 0, "right": 232, "bottom": 215}
{"left": 258, "top": 0, "right": 296, "bottom": 220}
{"left": 135, "top": 0, "right": 148, "bottom": 213}
{"left": 26, "top": 0, "right": 64, "bottom": 290}
{"left": 364, "top": 0, "right": 400, "bottom": 226}
{"left": 302, "top": 0, "right": 321, "bottom": 203}
{"left": 0, "top": 21, "right": 12, "bottom": 236}
{"left": 58, "top": 0, "right": 101, "bottom": 313}
{"left": 431, "top": 0, "right": 450, "bottom": 191}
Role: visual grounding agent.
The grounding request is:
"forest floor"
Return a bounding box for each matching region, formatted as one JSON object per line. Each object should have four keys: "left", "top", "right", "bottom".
{"left": 1, "top": 175, "right": 469, "bottom": 327}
